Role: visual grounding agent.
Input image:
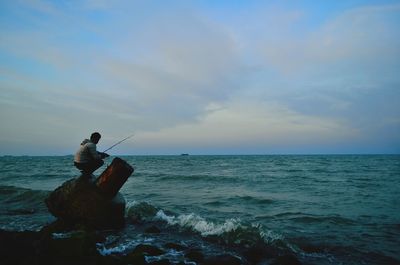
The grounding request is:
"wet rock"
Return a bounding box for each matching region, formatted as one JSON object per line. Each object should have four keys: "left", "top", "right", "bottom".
{"left": 47, "top": 230, "right": 99, "bottom": 258}
{"left": 184, "top": 249, "right": 204, "bottom": 263}
{"left": 0, "top": 229, "right": 41, "bottom": 264}
{"left": 0, "top": 228, "right": 104, "bottom": 265}
{"left": 148, "top": 259, "right": 172, "bottom": 265}
{"left": 45, "top": 177, "right": 126, "bottom": 229}
{"left": 202, "top": 254, "right": 242, "bottom": 265}
{"left": 271, "top": 254, "right": 302, "bottom": 265}
{"left": 45, "top": 157, "right": 134, "bottom": 229}
{"left": 124, "top": 252, "right": 146, "bottom": 265}
{"left": 164, "top": 242, "right": 187, "bottom": 251}
{"left": 132, "top": 244, "right": 166, "bottom": 256}
{"left": 242, "top": 243, "right": 275, "bottom": 264}
{"left": 95, "top": 254, "right": 125, "bottom": 265}
{"left": 145, "top": 225, "right": 161, "bottom": 234}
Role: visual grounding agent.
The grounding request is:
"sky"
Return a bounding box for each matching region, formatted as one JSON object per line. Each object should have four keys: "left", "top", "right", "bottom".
{"left": 0, "top": 0, "right": 399, "bottom": 155}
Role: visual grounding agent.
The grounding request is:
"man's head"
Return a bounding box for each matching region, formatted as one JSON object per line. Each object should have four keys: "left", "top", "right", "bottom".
{"left": 90, "top": 132, "right": 101, "bottom": 144}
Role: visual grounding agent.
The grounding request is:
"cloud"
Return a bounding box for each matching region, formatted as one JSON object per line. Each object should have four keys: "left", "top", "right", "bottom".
{"left": 92, "top": 10, "right": 242, "bottom": 129}
{"left": 0, "top": 32, "right": 76, "bottom": 70}
{"left": 259, "top": 3, "right": 400, "bottom": 74}
{"left": 235, "top": 3, "right": 400, "bottom": 142}
{"left": 132, "top": 99, "right": 358, "bottom": 152}
{"left": 0, "top": 1, "right": 399, "bottom": 154}
{"left": 0, "top": 4, "right": 244, "bottom": 151}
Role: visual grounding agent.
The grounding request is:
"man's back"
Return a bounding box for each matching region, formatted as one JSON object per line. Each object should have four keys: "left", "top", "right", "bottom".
{"left": 74, "top": 139, "right": 99, "bottom": 163}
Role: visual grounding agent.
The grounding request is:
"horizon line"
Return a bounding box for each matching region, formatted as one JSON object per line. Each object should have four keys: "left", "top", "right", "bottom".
{"left": 1, "top": 153, "right": 399, "bottom": 157}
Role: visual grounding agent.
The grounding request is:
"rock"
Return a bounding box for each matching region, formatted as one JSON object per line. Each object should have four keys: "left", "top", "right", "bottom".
{"left": 242, "top": 243, "right": 275, "bottom": 264}
{"left": 124, "top": 252, "right": 146, "bottom": 265}
{"left": 95, "top": 254, "right": 125, "bottom": 265}
{"left": 0, "top": 229, "right": 103, "bottom": 265}
{"left": 0, "top": 229, "right": 40, "bottom": 264}
{"left": 46, "top": 230, "right": 98, "bottom": 258}
{"left": 145, "top": 225, "right": 161, "bottom": 234}
{"left": 164, "top": 242, "right": 187, "bottom": 251}
{"left": 45, "top": 177, "right": 126, "bottom": 229}
{"left": 148, "top": 259, "right": 172, "bottom": 265}
{"left": 184, "top": 250, "right": 204, "bottom": 263}
{"left": 45, "top": 157, "right": 134, "bottom": 229}
{"left": 271, "top": 254, "right": 302, "bottom": 265}
{"left": 202, "top": 254, "right": 242, "bottom": 265}
{"left": 131, "top": 244, "right": 166, "bottom": 256}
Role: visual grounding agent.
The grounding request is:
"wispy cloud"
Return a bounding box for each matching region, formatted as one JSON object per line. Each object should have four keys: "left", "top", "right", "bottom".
{"left": 257, "top": 3, "right": 400, "bottom": 74}
{"left": 132, "top": 99, "right": 358, "bottom": 154}
{"left": 0, "top": 1, "right": 399, "bottom": 154}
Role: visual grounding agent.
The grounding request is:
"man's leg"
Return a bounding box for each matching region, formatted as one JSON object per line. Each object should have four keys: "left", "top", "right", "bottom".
{"left": 74, "top": 160, "right": 104, "bottom": 176}
{"left": 86, "top": 159, "right": 104, "bottom": 175}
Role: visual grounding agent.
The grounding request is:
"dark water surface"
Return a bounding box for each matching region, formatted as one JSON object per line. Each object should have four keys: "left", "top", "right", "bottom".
{"left": 0, "top": 155, "right": 399, "bottom": 264}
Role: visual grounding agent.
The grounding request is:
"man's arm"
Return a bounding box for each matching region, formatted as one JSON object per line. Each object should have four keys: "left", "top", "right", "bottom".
{"left": 98, "top": 152, "right": 110, "bottom": 159}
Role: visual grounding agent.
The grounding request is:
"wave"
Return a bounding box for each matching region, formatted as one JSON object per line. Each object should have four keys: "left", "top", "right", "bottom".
{"left": 139, "top": 172, "right": 241, "bottom": 183}
{"left": 0, "top": 185, "right": 49, "bottom": 218}
{"left": 231, "top": 195, "right": 275, "bottom": 205}
{"left": 290, "top": 215, "right": 355, "bottom": 225}
{"left": 203, "top": 195, "right": 274, "bottom": 207}
{"left": 126, "top": 201, "right": 159, "bottom": 222}
{"left": 155, "top": 210, "right": 241, "bottom": 237}
{"left": 0, "top": 185, "right": 48, "bottom": 205}
{"left": 155, "top": 209, "right": 286, "bottom": 246}
{"left": 124, "top": 201, "right": 351, "bottom": 264}
{"left": 0, "top": 185, "right": 52, "bottom": 231}
{"left": 271, "top": 212, "right": 355, "bottom": 225}
{"left": 126, "top": 200, "right": 284, "bottom": 248}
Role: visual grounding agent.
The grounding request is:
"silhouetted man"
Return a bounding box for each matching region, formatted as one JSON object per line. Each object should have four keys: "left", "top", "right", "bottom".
{"left": 74, "top": 132, "right": 109, "bottom": 176}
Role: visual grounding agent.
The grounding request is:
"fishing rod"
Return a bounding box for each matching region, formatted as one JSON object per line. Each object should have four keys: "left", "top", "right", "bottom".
{"left": 103, "top": 133, "right": 135, "bottom": 153}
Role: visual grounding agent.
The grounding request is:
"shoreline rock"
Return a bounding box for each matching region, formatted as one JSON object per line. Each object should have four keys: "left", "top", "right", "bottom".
{"left": 0, "top": 224, "right": 305, "bottom": 265}
{"left": 45, "top": 177, "right": 126, "bottom": 229}
{"left": 45, "top": 157, "right": 133, "bottom": 229}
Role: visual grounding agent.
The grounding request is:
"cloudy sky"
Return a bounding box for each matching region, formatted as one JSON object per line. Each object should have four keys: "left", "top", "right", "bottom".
{"left": 1, "top": 0, "right": 399, "bottom": 155}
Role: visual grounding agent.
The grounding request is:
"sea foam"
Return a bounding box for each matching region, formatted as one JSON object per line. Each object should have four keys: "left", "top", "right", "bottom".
{"left": 155, "top": 210, "right": 240, "bottom": 236}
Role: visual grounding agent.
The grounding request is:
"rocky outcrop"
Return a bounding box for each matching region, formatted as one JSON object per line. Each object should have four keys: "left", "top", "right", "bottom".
{"left": 45, "top": 157, "right": 134, "bottom": 229}
{"left": 0, "top": 228, "right": 242, "bottom": 265}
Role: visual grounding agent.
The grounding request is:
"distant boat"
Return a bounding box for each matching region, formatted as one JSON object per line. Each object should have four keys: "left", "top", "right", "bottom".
{"left": 180, "top": 153, "right": 189, "bottom": 156}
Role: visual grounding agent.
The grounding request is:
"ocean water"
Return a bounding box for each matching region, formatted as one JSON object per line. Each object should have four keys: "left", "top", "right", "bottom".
{"left": 0, "top": 155, "right": 399, "bottom": 264}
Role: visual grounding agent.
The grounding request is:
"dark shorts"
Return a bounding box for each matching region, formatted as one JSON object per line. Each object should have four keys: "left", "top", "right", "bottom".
{"left": 74, "top": 160, "right": 104, "bottom": 175}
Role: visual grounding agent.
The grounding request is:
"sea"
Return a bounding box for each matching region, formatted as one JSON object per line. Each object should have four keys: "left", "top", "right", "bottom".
{"left": 0, "top": 155, "right": 399, "bottom": 265}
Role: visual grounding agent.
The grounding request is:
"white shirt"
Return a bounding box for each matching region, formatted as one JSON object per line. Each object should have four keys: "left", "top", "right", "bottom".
{"left": 74, "top": 139, "right": 101, "bottom": 163}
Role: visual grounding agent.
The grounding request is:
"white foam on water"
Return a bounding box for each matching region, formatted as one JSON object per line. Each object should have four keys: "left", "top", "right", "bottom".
{"left": 259, "top": 227, "right": 285, "bottom": 243}
{"left": 96, "top": 237, "right": 155, "bottom": 256}
{"left": 97, "top": 241, "right": 137, "bottom": 256}
{"left": 52, "top": 232, "right": 73, "bottom": 239}
{"left": 155, "top": 210, "right": 240, "bottom": 236}
{"left": 145, "top": 248, "right": 195, "bottom": 264}
{"left": 125, "top": 200, "right": 139, "bottom": 210}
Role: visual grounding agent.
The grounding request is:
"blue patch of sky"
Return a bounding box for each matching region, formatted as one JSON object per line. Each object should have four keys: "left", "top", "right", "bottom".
{"left": 0, "top": 51, "right": 56, "bottom": 84}
{"left": 0, "top": 3, "right": 28, "bottom": 31}
{"left": 196, "top": 0, "right": 400, "bottom": 29}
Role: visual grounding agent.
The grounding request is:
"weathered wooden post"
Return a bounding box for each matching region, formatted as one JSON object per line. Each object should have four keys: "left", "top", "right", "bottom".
{"left": 96, "top": 157, "right": 134, "bottom": 198}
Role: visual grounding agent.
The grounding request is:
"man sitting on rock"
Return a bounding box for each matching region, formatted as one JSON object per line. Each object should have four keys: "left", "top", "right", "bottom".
{"left": 74, "top": 132, "right": 109, "bottom": 176}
